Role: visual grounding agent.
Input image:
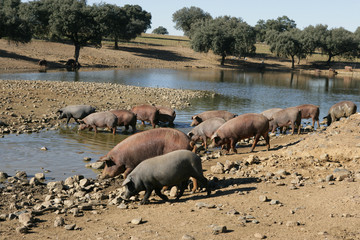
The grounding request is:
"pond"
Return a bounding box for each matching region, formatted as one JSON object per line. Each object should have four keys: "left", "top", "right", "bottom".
{"left": 1, "top": 69, "right": 359, "bottom": 181}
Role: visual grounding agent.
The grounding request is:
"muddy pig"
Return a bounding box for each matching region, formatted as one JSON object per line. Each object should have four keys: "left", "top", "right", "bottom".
{"left": 98, "top": 128, "right": 191, "bottom": 179}
{"left": 270, "top": 107, "right": 301, "bottom": 135}
{"left": 155, "top": 105, "right": 176, "bottom": 127}
{"left": 78, "top": 111, "right": 118, "bottom": 135}
{"left": 190, "top": 110, "right": 237, "bottom": 126}
{"left": 210, "top": 113, "right": 270, "bottom": 153}
{"left": 296, "top": 104, "right": 320, "bottom": 128}
{"left": 187, "top": 117, "right": 226, "bottom": 151}
{"left": 110, "top": 110, "right": 137, "bottom": 133}
{"left": 122, "top": 150, "right": 210, "bottom": 204}
{"left": 324, "top": 101, "right": 357, "bottom": 126}
{"left": 131, "top": 104, "right": 159, "bottom": 128}
{"left": 57, "top": 105, "right": 96, "bottom": 124}
{"left": 260, "top": 108, "right": 283, "bottom": 120}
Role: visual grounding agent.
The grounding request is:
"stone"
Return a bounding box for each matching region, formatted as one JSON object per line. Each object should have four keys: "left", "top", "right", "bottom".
{"left": 211, "top": 162, "right": 224, "bottom": 174}
{"left": 15, "top": 171, "right": 27, "bottom": 178}
{"left": 79, "top": 178, "right": 90, "bottom": 188}
{"left": 18, "top": 212, "right": 33, "bottom": 227}
{"left": 16, "top": 226, "right": 28, "bottom": 234}
{"left": 211, "top": 224, "right": 227, "bottom": 235}
{"left": 226, "top": 209, "right": 239, "bottom": 215}
{"left": 54, "top": 216, "right": 65, "bottom": 227}
{"left": 35, "top": 173, "right": 45, "bottom": 180}
{"left": 89, "top": 162, "right": 105, "bottom": 169}
{"left": 259, "top": 195, "right": 268, "bottom": 202}
{"left": 182, "top": 234, "right": 195, "bottom": 240}
{"left": 320, "top": 154, "right": 329, "bottom": 161}
{"left": 118, "top": 203, "right": 128, "bottom": 209}
{"left": 286, "top": 221, "right": 300, "bottom": 227}
{"left": 131, "top": 217, "right": 142, "bottom": 225}
{"left": 65, "top": 224, "right": 76, "bottom": 230}
{"left": 0, "top": 172, "right": 8, "bottom": 179}
{"left": 333, "top": 168, "right": 351, "bottom": 181}
{"left": 254, "top": 233, "right": 266, "bottom": 239}
{"left": 246, "top": 155, "right": 260, "bottom": 165}
{"left": 40, "top": 146, "right": 48, "bottom": 151}
{"left": 169, "top": 186, "right": 178, "bottom": 197}
{"left": 83, "top": 157, "right": 92, "bottom": 161}
{"left": 270, "top": 199, "right": 279, "bottom": 205}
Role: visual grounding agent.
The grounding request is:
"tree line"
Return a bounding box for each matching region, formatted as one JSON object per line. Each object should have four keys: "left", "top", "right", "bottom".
{"left": 0, "top": 0, "right": 151, "bottom": 65}
{"left": 173, "top": 6, "right": 360, "bottom": 67}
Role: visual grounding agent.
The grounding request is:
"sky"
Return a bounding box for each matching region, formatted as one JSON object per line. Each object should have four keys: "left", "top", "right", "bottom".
{"left": 86, "top": 0, "right": 360, "bottom": 36}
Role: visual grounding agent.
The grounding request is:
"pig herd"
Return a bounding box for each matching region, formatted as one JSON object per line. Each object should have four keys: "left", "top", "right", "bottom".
{"left": 57, "top": 100, "right": 357, "bottom": 204}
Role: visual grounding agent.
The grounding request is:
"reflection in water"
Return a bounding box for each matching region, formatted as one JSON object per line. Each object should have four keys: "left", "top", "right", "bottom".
{"left": 0, "top": 69, "right": 359, "bottom": 181}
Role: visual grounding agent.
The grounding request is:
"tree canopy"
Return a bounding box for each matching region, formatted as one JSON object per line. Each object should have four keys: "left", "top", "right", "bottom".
{"left": 190, "top": 16, "right": 256, "bottom": 65}
{"left": 152, "top": 26, "right": 168, "bottom": 35}
{"left": 0, "top": 0, "right": 32, "bottom": 43}
{"left": 172, "top": 6, "right": 212, "bottom": 37}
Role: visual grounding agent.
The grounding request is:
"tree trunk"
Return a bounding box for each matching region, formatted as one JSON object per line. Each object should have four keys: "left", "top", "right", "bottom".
{"left": 114, "top": 37, "right": 119, "bottom": 50}
{"left": 291, "top": 55, "right": 295, "bottom": 69}
{"left": 221, "top": 53, "right": 226, "bottom": 66}
{"left": 326, "top": 54, "right": 333, "bottom": 66}
{"left": 74, "top": 44, "right": 81, "bottom": 64}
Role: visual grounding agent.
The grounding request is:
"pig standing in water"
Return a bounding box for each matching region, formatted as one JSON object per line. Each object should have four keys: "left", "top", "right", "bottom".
{"left": 190, "top": 110, "right": 237, "bottom": 126}
{"left": 210, "top": 113, "right": 270, "bottom": 153}
{"left": 78, "top": 111, "right": 118, "bottom": 135}
{"left": 156, "top": 105, "right": 176, "bottom": 127}
{"left": 296, "top": 104, "right": 320, "bottom": 128}
{"left": 98, "top": 128, "right": 191, "bottom": 179}
{"left": 270, "top": 107, "right": 301, "bottom": 135}
{"left": 324, "top": 101, "right": 357, "bottom": 126}
{"left": 187, "top": 117, "right": 226, "bottom": 151}
{"left": 122, "top": 150, "right": 210, "bottom": 204}
{"left": 57, "top": 105, "right": 96, "bottom": 124}
{"left": 131, "top": 104, "right": 159, "bottom": 128}
{"left": 110, "top": 110, "right": 137, "bottom": 133}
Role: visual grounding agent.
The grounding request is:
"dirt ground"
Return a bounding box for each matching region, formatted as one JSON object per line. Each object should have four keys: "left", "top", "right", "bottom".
{"left": 1, "top": 39, "right": 360, "bottom": 240}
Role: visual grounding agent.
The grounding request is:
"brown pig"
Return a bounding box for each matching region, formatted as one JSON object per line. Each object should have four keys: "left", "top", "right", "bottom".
{"left": 187, "top": 117, "right": 226, "bottom": 151}
{"left": 131, "top": 104, "right": 159, "bottom": 128}
{"left": 296, "top": 104, "right": 320, "bottom": 128}
{"left": 210, "top": 113, "right": 270, "bottom": 153}
{"left": 78, "top": 111, "right": 118, "bottom": 135}
{"left": 324, "top": 101, "right": 357, "bottom": 126}
{"left": 190, "top": 110, "right": 237, "bottom": 126}
{"left": 270, "top": 107, "right": 301, "bottom": 135}
{"left": 155, "top": 105, "right": 176, "bottom": 126}
{"left": 110, "top": 110, "right": 137, "bottom": 133}
{"left": 98, "top": 128, "right": 191, "bottom": 179}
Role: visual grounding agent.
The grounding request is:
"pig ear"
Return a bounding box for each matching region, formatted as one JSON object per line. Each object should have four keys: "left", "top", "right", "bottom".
{"left": 98, "top": 156, "right": 114, "bottom": 166}
{"left": 191, "top": 115, "right": 197, "bottom": 120}
{"left": 187, "top": 132, "right": 194, "bottom": 137}
{"left": 211, "top": 132, "right": 218, "bottom": 140}
{"left": 122, "top": 176, "right": 132, "bottom": 186}
{"left": 78, "top": 119, "right": 85, "bottom": 124}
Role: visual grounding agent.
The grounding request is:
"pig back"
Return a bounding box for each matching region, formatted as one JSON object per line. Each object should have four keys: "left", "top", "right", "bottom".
{"left": 84, "top": 111, "right": 117, "bottom": 127}
{"left": 216, "top": 113, "right": 269, "bottom": 139}
{"left": 107, "top": 128, "right": 191, "bottom": 168}
{"left": 60, "top": 105, "right": 95, "bottom": 119}
{"left": 110, "top": 110, "right": 136, "bottom": 126}
{"left": 131, "top": 104, "right": 158, "bottom": 121}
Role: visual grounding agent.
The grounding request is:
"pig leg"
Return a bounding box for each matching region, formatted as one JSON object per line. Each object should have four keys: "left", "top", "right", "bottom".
{"left": 154, "top": 188, "right": 169, "bottom": 202}
{"left": 112, "top": 127, "right": 116, "bottom": 135}
{"left": 140, "top": 188, "right": 154, "bottom": 204}
{"left": 190, "top": 177, "right": 198, "bottom": 193}
{"left": 230, "top": 139, "right": 237, "bottom": 154}
{"left": 176, "top": 180, "right": 188, "bottom": 200}
{"left": 123, "top": 168, "right": 133, "bottom": 179}
{"left": 193, "top": 175, "right": 210, "bottom": 196}
{"left": 263, "top": 133, "right": 270, "bottom": 151}
{"left": 250, "top": 135, "right": 261, "bottom": 152}
{"left": 131, "top": 123, "right": 136, "bottom": 133}
{"left": 201, "top": 136, "right": 207, "bottom": 150}
{"left": 91, "top": 125, "right": 98, "bottom": 133}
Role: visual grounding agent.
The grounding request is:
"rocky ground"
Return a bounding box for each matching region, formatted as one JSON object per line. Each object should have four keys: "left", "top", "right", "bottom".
{"left": 1, "top": 114, "right": 360, "bottom": 240}
{"left": 1, "top": 39, "right": 360, "bottom": 240}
